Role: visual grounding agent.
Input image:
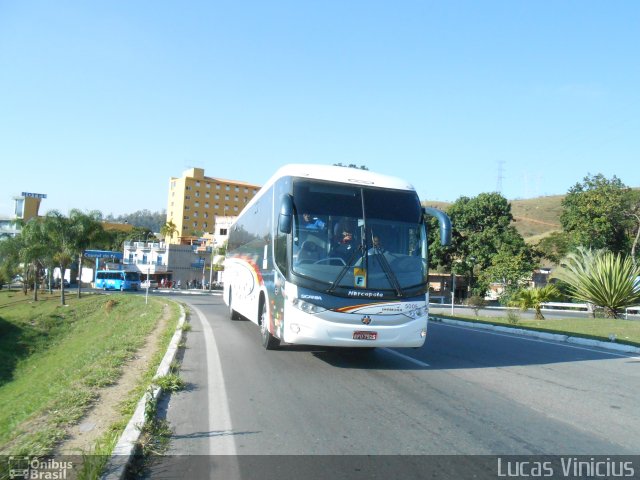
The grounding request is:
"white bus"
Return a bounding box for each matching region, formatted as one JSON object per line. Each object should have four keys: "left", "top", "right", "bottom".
{"left": 224, "top": 164, "right": 451, "bottom": 350}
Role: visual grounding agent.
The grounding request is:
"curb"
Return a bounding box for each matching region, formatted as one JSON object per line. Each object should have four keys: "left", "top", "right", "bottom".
{"left": 433, "top": 316, "right": 640, "bottom": 355}
{"left": 153, "top": 288, "right": 222, "bottom": 296}
{"left": 100, "top": 304, "right": 186, "bottom": 480}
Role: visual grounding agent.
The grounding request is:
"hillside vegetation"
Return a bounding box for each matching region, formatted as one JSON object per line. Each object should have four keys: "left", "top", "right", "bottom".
{"left": 510, "top": 195, "right": 564, "bottom": 241}
{"left": 423, "top": 195, "right": 564, "bottom": 243}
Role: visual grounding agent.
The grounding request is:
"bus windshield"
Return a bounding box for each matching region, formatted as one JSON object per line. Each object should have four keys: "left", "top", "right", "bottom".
{"left": 125, "top": 272, "right": 140, "bottom": 281}
{"left": 291, "top": 179, "right": 426, "bottom": 293}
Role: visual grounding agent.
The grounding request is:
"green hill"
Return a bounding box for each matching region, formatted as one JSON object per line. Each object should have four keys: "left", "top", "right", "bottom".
{"left": 423, "top": 195, "right": 565, "bottom": 243}
{"left": 510, "top": 195, "right": 564, "bottom": 241}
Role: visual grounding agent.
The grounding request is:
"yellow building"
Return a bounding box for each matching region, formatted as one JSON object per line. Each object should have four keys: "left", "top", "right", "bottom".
{"left": 166, "top": 167, "right": 261, "bottom": 244}
{"left": 1, "top": 192, "right": 47, "bottom": 238}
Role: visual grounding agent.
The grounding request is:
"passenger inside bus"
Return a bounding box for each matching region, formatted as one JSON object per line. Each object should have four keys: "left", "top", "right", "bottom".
{"left": 300, "top": 212, "right": 326, "bottom": 230}
{"left": 368, "top": 236, "right": 385, "bottom": 255}
{"left": 297, "top": 240, "right": 323, "bottom": 264}
{"left": 331, "top": 220, "right": 356, "bottom": 260}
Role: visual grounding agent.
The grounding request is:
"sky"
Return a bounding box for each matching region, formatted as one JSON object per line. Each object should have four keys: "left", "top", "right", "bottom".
{"left": 1, "top": 1, "right": 639, "bottom": 218}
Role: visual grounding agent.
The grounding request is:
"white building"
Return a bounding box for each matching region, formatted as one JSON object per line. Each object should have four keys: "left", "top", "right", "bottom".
{"left": 119, "top": 215, "right": 236, "bottom": 288}
{"left": 122, "top": 240, "right": 215, "bottom": 288}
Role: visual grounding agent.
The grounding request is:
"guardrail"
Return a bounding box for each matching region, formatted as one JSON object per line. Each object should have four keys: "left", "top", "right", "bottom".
{"left": 429, "top": 302, "right": 640, "bottom": 320}
{"left": 540, "top": 302, "right": 589, "bottom": 311}
{"left": 626, "top": 306, "right": 640, "bottom": 318}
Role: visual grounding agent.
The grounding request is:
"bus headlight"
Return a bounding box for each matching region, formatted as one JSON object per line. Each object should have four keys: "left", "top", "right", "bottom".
{"left": 403, "top": 306, "right": 428, "bottom": 320}
{"left": 290, "top": 298, "right": 326, "bottom": 314}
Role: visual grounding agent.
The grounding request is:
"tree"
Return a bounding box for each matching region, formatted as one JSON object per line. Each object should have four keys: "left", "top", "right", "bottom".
{"left": 42, "top": 211, "right": 77, "bottom": 306}
{"left": 509, "top": 284, "right": 561, "bottom": 320}
{"left": 534, "top": 231, "right": 575, "bottom": 266}
{"left": 105, "top": 209, "right": 167, "bottom": 232}
{"left": 0, "top": 218, "right": 51, "bottom": 300}
{"left": 160, "top": 220, "right": 178, "bottom": 243}
{"left": 478, "top": 246, "right": 536, "bottom": 300}
{"left": 429, "top": 192, "right": 535, "bottom": 297}
{"left": 18, "top": 218, "right": 50, "bottom": 301}
{"left": 101, "top": 229, "right": 131, "bottom": 252}
{"left": 69, "top": 209, "right": 106, "bottom": 298}
{"left": 625, "top": 189, "right": 640, "bottom": 268}
{"left": 560, "top": 174, "right": 632, "bottom": 254}
{"left": 551, "top": 247, "right": 640, "bottom": 318}
{"left": 0, "top": 234, "right": 23, "bottom": 289}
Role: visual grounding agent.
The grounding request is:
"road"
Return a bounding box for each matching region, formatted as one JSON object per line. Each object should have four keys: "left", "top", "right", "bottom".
{"left": 145, "top": 292, "right": 640, "bottom": 478}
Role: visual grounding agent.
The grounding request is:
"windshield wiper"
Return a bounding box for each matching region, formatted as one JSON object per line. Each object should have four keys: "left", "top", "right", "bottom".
{"left": 327, "top": 244, "right": 404, "bottom": 297}
{"left": 327, "top": 244, "right": 365, "bottom": 294}
{"left": 370, "top": 248, "right": 403, "bottom": 297}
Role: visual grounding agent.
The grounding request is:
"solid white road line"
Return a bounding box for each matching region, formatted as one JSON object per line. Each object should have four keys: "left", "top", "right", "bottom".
{"left": 383, "top": 348, "right": 431, "bottom": 367}
{"left": 192, "top": 304, "right": 238, "bottom": 456}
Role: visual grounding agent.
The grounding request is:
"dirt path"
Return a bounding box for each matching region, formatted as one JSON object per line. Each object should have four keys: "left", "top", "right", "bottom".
{"left": 55, "top": 303, "right": 172, "bottom": 455}
{"left": 513, "top": 215, "right": 561, "bottom": 228}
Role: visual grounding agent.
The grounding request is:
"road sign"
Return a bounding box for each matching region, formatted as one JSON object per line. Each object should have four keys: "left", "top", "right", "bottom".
{"left": 84, "top": 250, "right": 123, "bottom": 259}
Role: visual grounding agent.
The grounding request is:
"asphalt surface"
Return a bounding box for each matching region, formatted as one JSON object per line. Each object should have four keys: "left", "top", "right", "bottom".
{"left": 142, "top": 292, "right": 640, "bottom": 479}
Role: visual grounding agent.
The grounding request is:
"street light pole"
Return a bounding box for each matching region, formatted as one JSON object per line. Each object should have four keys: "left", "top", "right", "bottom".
{"left": 209, "top": 241, "right": 216, "bottom": 291}
{"left": 451, "top": 274, "right": 456, "bottom": 315}
{"left": 145, "top": 262, "right": 150, "bottom": 305}
{"left": 201, "top": 253, "right": 206, "bottom": 290}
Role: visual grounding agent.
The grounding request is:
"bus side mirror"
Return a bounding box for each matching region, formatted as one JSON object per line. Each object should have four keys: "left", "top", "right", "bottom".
{"left": 278, "top": 194, "right": 294, "bottom": 234}
{"left": 423, "top": 207, "right": 452, "bottom": 246}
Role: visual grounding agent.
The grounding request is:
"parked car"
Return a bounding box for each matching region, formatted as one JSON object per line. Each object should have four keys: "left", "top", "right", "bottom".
{"left": 6, "top": 275, "right": 24, "bottom": 288}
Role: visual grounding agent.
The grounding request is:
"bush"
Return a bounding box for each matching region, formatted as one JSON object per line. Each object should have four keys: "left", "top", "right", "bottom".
{"left": 467, "top": 295, "right": 488, "bottom": 316}
{"left": 506, "top": 310, "right": 520, "bottom": 325}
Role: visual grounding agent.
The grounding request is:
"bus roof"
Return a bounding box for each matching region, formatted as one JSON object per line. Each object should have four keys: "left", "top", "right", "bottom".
{"left": 266, "top": 164, "right": 416, "bottom": 192}
{"left": 235, "top": 164, "right": 417, "bottom": 221}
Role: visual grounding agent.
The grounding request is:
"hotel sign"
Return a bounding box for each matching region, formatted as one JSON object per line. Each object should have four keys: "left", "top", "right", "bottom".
{"left": 21, "top": 192, "right": 47, "bottom": 199}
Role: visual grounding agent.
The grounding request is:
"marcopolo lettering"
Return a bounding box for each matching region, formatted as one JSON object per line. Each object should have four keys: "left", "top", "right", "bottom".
{"left": 347, "top": 291, "right": 383, "bottom": 298}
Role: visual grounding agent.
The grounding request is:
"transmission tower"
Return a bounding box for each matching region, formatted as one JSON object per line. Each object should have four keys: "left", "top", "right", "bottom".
{"left": 496, "top": 161, "right": 505, "bottom": 194}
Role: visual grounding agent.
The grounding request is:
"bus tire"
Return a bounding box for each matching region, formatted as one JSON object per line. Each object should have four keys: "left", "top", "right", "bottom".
{"left": 259, "top": 298, "right": 279, "bottom": 350}
{"left": 228, "top": 289, "right": 239, "bottom": 320}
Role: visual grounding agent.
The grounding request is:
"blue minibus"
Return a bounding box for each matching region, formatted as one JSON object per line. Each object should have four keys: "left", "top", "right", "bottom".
{"left": 95, "top": 270, "right": 141, "bottom": 291}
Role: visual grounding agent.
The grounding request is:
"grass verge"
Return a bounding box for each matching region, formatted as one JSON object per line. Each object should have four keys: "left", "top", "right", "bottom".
{"left": 0, "top": 290, "right": 180, "bottom": 458}
{"left": 433, "top": 311, "right": 640, "bottom": 347}
{"left": 76, "top": 300, "right": 182, "bottom": 480}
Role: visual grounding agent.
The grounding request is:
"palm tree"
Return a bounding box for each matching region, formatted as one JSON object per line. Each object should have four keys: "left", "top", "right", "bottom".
{"left": 42, "top": 211, "right": 76, "bottom": 306}
{"left": 510, "top": 284, "right": 561, "bottom": 320}
{"left": 0, "top": 232, "right": 26, "bottom": 293}
{"left": 69, "top": 209, "right": 105, "bottom": 298}
{"left": 160, "top": 220, "right": 178, "bottom": 244}
{"left": 18, "top": 218, "right": 51, "bottom": 301}
{"left": 551, "top": 247, "right": 640, "bottom": 318}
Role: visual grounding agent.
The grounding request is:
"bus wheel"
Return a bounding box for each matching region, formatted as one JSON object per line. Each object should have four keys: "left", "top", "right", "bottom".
{"left": 259, "top": 299, "right": 280, "bottom": 350}
{"left": 228, "top": 289, "right": 239, "bottom": 320}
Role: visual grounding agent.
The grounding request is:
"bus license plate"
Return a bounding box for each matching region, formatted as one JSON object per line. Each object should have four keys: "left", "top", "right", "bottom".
{"left": 353, "top": 331, "right": 377, "bottom": 341}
